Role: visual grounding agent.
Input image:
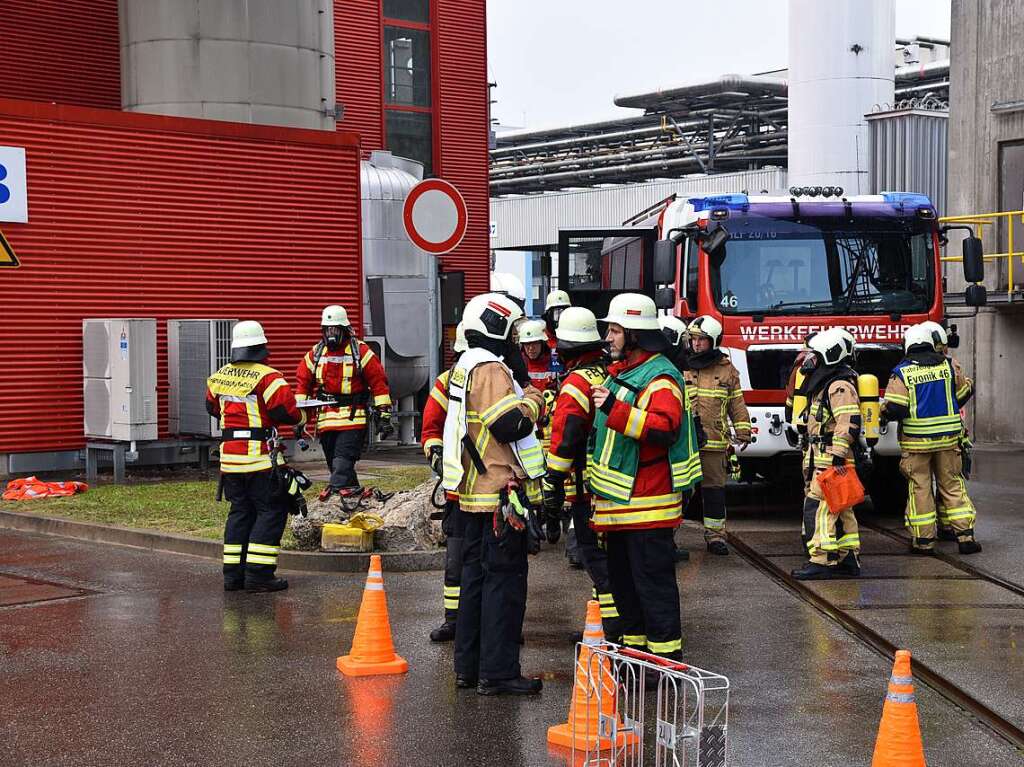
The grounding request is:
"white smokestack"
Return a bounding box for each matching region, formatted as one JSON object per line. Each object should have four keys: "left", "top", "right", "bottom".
{"left": 787, "top": 0, "right": 895, "bottom": 192}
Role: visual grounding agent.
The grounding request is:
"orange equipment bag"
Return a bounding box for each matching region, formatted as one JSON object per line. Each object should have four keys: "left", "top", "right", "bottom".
{"left": 816, "top": 465, "right": 865, "bottom": 513}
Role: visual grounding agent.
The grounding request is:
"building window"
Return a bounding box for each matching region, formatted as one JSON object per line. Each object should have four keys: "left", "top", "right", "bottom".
{"left": 384, "top": 0, "right": 429, "bottom": 24}
{"left": 384, "top": 26, "right": 431, "bottom": 107}
{"left": 386, "top": 110, "right": 433, "bottom": 176}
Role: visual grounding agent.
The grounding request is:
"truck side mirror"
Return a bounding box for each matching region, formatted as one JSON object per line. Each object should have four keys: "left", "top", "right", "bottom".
{"left": 965, "top": 283, "right": 987, "bottom": 307}
{"left": 700, "top": 224, "right": 731, "bottom": 255}
{"left": 946, "top": 323, "right": 960, "bottom": 349}
{"left": 654, "top": 239, "right": 677, "bottom": 284}
{"left": 962, "top": 236, "right": 984, "bottom": 283}
{"left": 655, "top": 286, "right": 676, "bottom": 310}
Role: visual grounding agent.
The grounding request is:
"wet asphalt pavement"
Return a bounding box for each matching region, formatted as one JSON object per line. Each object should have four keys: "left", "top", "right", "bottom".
{"left": 2, "top": 445, "right": 1023, "bottom": 766}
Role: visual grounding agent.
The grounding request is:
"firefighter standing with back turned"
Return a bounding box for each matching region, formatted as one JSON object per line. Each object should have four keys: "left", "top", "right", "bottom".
{"left": 442, "top": 293, "right": 547, "bottom": 695}
{"left": 541, "top": 307, "right": 620, "bottom": 640}
{"left": 791, "top": 327, "right": 863, "bottom": 580}
{"left": 882, "top": 324, "right": 981, "bottom": 555}
{"left": 296, "top": 305, "right": 392, "bottom": 503}
{"left": 589, "top": 293, "right": 702, "bottom": 660}
{"left": 682, "top": 316, "right": 751, "bottom": 555}
{"left": 420, "top": 322, "right": 468, "bottom": 643}
{"left": 206, "top": 321, "right": 304, "bottom": 592}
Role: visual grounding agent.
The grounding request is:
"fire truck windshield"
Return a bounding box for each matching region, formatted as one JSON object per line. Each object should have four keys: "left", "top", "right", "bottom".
{"left": 709, "top": 214, "right": 936, "bottom": 316}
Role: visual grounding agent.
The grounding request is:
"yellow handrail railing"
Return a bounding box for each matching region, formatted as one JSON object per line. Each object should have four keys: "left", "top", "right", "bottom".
{"left": 938, "top": 209, "right": 1024, "bottom": 298}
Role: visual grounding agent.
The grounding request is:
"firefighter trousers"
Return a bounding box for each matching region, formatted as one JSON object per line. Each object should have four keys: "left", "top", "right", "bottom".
{"left": 320, "top": 428, "right": 364, "bottom": 489}
{"left": 440, "top": 500, "right": 464, "bottom": 623}
{"left": 454, "top": 508, "right": 528, "bottom": 681}
{"left": 801, "top": 495, "right": 860, "bottom": 566}
{"left": 222, "top": 471, "right": 288, "bottom": 584}
{"left": 606, "top": 527, "right": 682, "bottom": 658}
{"left": 900, "top": 448, "right": 976, "bottom": 549}
{"left": 570, "top": 501, "right": 619, "bottom": 638}
{"left": 699, "top": 450, "right": 729, "bottom": 542}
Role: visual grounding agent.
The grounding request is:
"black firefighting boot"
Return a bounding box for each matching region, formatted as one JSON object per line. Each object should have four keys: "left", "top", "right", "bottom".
{"left": 835, "top": 552, "right": 861, "bottom": 577}
{"left": 245, "top": 577, "right": 289, "bottom": 592}
{"left": 937, "top": 527, "right": 958, "bottom": 542}
{"left": 791, "top": 562, "right": 840, "bottom": 580}
{"left": 706, "top": 540, "right": 729, "bottom": 556}
{"left": 958, "top": 540, "right": 983, "bottom": 555}
{"left": 477, "top": 676, "right": 543, "bottom": 696}
{"left": 430, "top": 621, "right": 456, "bottom": 643}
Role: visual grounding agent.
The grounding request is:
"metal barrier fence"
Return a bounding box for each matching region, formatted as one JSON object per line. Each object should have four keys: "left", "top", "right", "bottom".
{"left": 572, "top": 643, "right": 730, "bottom": 766}
{"left": 940, "top": 209, "right": 1024, "bottom": 298}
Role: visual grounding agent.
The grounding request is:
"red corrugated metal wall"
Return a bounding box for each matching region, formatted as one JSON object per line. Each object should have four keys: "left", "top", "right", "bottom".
{"left": 335, "top": 0, "right": 385, "bottom": 154}
{"left": 0, "top": 101, "right": 362, "bottom": 454}
{"left": 0, "top": 0, "right": 120, "bottom": 109}
{"left": 435, "top": 0, "right": 490, "bottom": 298}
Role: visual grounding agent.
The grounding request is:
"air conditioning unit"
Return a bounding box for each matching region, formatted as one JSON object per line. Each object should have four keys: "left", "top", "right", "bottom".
{"left": 168, "top": 319, "right": 237, "bottom": 437}
{"left": 82, "top": 319, "right": 158, "bottom": 441}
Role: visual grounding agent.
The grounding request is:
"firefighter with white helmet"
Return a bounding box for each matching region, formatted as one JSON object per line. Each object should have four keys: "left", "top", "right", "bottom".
{"left": 791, "top": 326, "right": 863, "bottom": 580}
{"left": 489, "top": 272, "right": 527, "bottom": 309}
{"left": 443, "top": 293, "right": 546, "bottom": 695}
{"left": 205, "top": 321, "right": 305, "bottom": 592}
{"left": 541, "top": 307, "right": 620, "bottom": 638}
{"left": 883, "top": 324, "right": 980, "bottom": 554}
{"left": 681, "top": 315, "right": 750, "bottom": 555}
{"left": 543, "top": 289, "right": 571, "bottom": 341}
{"left": 420, "top": 321, "right": 469, "bottom": 643}
{"left": 518, "top": 319, "right": 557, "bottom": 391}
{"left": 589, "top": 294, "right": 701, "bottom": 659}
{"left": 296, "top": 305, "right": 392, "bottom": 503}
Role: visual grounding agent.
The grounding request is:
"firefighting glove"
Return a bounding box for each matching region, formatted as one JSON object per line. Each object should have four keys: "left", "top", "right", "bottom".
{"left": 427, "top": 444, "right": 443, "bottom": 476}
{"left": 504, "top": 346, "right": 531, "bottom": 389}
{"left": 541, "top": 474, "right": 566, "bottom": 543}
{"left": 832, "top": 454, "right": 846, "bottom": 468}
{"left": 694, "top": 415, "right": 709, "bottom": 450}
{"left": 537, "top": 388, "right": 557, "bottom": 427}
{"left": 376, "top": 408, "right": 394, "bottom": 440}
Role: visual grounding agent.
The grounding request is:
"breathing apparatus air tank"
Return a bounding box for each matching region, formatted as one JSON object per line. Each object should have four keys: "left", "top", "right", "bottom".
{"left": 791, "top": 369, "right": 809, "bottom": 432}
{"left": 858, "top": 373, "right": 880, "bottom": 446}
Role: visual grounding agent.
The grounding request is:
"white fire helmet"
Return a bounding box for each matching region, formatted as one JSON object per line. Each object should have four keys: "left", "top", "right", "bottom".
{"left": 808, "top": 326, "right": 854, "bottom": 366}
{"left": 489, "top": 272, "right": 527, "bottom": 304}
{"left": 462, "top": 292, "right": 524, "bottom": 341}
{"left": 517, "top": 319, "right": 548, "bottom": 345}
{"left": 453, "top": 321, "right": 468, "bottom": 354}
{"left": 687, "top": 315, "right": 723, "bottom": 349}
{"left": 231, "top": 320, "right": 268, "bottom": 349}
{"left": 601, "top": 293, "right": 661, "bottom": 330}
{"left": 556, "top": 307, "right": 602, "bottom": 344}
{"left": 919, "top": 320, "right": 948, "bottom": 349}
{"left": 544, "top": 289, "right": 571, "bottom": 312}
{"left": 321, "top": 304, "right": 350, "bottom": 327}
{"left": 904, "top": 323, "right": 936, "bottom": 351}
{"left": 659, "top": 315, "right": 688, "bottom": 347}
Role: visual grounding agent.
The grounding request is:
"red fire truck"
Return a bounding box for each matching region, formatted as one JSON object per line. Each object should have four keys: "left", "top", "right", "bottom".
{"left": 557, "top": 190, "right": 985, "bottom": 501}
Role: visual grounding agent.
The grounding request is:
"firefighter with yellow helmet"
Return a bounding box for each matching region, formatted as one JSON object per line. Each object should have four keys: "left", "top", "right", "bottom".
{"left": 883, "top": 324, "right": 980, "bottom": 554}
{"left": 682, "top": 315, "right": 751, "bottom": 555}
{"left": 791, "top": 327, "right": 863, "bottom": 580}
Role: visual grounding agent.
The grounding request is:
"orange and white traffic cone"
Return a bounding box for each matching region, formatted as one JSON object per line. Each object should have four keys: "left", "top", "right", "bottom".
{"left": 336, "top": 554, "right": 409, "bottom": 677}
{"left": 548, "top": 600, "right": 637, "bottom": 752}
{"left": 871, "top": 649, "right": 926, "bottom": 766}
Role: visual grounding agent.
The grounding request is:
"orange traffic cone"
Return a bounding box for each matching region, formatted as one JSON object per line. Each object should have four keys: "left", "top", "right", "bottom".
{"left": 871, "top": 650, "right": 926, "bottom": 766}
{"left": 336, "top": 554, "right": 408, "bottom": 677}
{"left": 548, "top": 600, "right": 637, "bottom": 752}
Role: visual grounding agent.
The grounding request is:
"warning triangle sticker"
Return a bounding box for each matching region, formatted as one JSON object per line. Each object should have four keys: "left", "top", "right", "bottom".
{"left": 0, "top": 229, "right": 19, "bottom": 268}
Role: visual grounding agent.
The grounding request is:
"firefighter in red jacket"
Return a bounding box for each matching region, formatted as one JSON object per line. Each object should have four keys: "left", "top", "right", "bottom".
{"left": 519, "top": 319, "right": 557, "bottom": 392}
{"left": 421, "top": 322, "right": 468, "bottom": 643}
{"left": 296, "top": 305, "right": 392, "bottom": 500}
{"left": 541, "top": 307, "right": 620, "bottom": 639}
{"left": 206, "top": 321, "right": 304, "bottom": 592}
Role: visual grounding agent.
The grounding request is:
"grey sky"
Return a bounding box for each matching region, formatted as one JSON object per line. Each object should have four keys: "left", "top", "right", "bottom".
{"left": 486, "top": 0, "right": 952, "bottom": 131}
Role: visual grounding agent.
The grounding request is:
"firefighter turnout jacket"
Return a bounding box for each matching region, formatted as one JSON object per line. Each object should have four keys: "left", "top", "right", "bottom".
{"left": 802, "top": 370, "right": 861, "bottom": 499}
{"left": 590, "top": 351, "right": 702, "bottom": 530}
{"left": 421, "top": 369, "right": 450, "bottom": 458}
{"left": 546, "top": 351, "right": 608, "bottom": 504}
{"left": 683, "top": 353, "right": 751, "bottom": 449}
{"left": 206, "top": 362, "right": 304, "bottom": 473}
{"left": 883, "top": 353, "right": 973, "bottom": 452}
{"left": 441, "top": 349, "right": 546, "bottom": 512}
{"left": 296, "top": 338, "right": 391, "bottom": 432}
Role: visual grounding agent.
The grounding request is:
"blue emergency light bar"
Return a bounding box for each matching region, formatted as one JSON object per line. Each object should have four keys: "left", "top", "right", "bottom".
{"left": 881, "top": 192, "right": 934, "bottom": 209}
{"left": 688, "top": 194, "right": 750, "bottom": 212}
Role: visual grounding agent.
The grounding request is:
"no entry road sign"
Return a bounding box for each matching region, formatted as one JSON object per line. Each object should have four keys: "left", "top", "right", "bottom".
{"left": 403, "top": 178, "right": 468, "bottom": 255}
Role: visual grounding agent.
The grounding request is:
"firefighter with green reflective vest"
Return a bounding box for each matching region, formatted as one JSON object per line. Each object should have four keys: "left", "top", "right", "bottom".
{"left": 442, "top": 293, "right": 547, "bottom": 695}
{"left": 541, "top": 307, "right": 620, "bottom": 640}
{"left": 681, "top": 315, "right": 751, "bottom": 555}
{"left": 918, "top": 320, "right": 976, "bottom": 545}
{"left": 791, "top": 327, "right": 863, "bottom": 581}
{"left": 205, "top": 321, "right": 305, "bottom": 592}
{"left": 589, "top": 293, "right": 702, "bottom": 660}
{"left": 883, "top": 324, "right": 981, "bottom": 555}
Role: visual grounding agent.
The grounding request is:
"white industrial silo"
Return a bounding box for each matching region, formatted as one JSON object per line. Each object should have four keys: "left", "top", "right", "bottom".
{"left": 787, "top": 0, "right": 895, "bottom": 192}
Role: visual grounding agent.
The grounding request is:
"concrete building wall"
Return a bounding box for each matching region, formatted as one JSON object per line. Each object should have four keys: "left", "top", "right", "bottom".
{"left": 119, "top": 0, "right": 337, "bottom": 130}
{"left": 948, "top": 0, "right": 1024, "bottom": 443}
